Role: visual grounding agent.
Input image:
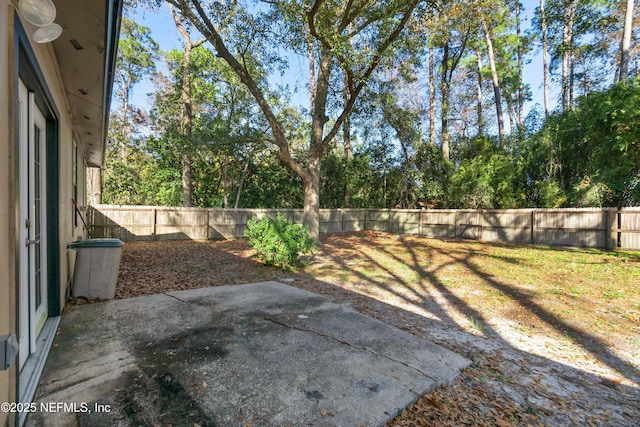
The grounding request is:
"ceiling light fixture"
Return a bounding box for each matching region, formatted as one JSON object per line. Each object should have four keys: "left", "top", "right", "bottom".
{"left": 19, "top": 0, "right": 62, "bottom": 43}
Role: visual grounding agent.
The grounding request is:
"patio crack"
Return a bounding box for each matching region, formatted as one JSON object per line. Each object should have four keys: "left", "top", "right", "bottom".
{"left": 163, "top": 292, "right": 188, "bottom": 303}
{"left": 264, "top": 316, "right": 439, "bottom": 385}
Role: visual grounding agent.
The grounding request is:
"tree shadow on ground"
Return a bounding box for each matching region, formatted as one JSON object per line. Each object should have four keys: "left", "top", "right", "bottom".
{"left": 296, "top": 232, "right": 639, "bottom": 425}
{"left": 113, "top": 234, "right": 639, "bottom": 426}
{"left": 349, "top": 233, "right": 639, "bottom": 382}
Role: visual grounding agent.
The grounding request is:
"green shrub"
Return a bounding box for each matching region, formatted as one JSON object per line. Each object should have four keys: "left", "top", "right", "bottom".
{"left": 243, "top": 213, "right": 315, "bottom": 268}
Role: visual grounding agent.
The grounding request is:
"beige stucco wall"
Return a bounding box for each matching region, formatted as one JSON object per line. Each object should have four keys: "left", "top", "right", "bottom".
{"left": 1, "top": 1, "right": 90, "bottom": 423}
{"left": 19, "top": 11, "right": 86, "bottom": 314}
{"left": 1, "top": 2, "right": 17, "bottom": 425}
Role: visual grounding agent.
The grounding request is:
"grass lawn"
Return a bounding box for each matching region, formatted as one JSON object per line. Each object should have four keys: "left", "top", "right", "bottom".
{"left": 304, "top": 232, "right": 640, "bottom": 364}
{"left": 115, "top": 230, "right": 640, "bottom": 426}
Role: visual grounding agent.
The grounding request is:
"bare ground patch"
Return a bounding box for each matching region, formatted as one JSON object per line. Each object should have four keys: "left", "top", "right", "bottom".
{"left": 110, "top": 231, "right": 640, "bottom": 426}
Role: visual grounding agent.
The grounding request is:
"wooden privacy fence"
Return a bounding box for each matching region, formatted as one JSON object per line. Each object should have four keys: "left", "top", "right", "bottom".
{"left": 88, "top": 205, "right": 640, "bottom": 250}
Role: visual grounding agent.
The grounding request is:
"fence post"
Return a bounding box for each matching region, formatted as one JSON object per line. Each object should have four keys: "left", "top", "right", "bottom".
{"left": 531, "top": 210, "right": 536, "bottom": 245}
{"left": 605, "top": 208, "right": 611, "bottom": 250}
{"left": 205, "top": 209, "right": 210, "bottom": 240}
{"left": 454, "top": 210, "right": 459, "bottom": 238}
{"left": 617, "top": 209, "right": 622, "bottom": 249}
{"left": 152, "top": 208, "right": 157, "bottom": 238}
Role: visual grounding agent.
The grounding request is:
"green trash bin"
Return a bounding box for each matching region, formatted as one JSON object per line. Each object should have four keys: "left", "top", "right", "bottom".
{"left": 68, "top": 238, "right": 124, "bottom": 299}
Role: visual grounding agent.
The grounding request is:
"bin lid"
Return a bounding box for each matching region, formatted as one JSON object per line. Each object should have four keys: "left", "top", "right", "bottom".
{"left": 68, "top": 238, "right": 124, "bottom": 249}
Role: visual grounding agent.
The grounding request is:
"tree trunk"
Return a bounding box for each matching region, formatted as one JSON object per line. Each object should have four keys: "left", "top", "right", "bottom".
{"left": 169, "top": 3, "right": 201, "bottom": 207}
{"left": 515, "top": 0, "right": 524, "bottom": 140}
{"left": 438, "top": 30, "right": 469, "bottom": 161}
{"left": 562, "top": 0, "right": 576, "bottom": 112}
{"left": 569, "top": 48, "right": 575, "bottom": 107}
{"left": 383, "top": 156, "right": 388, "bottom": 207}
{"left": 343, "top": 75, "right": 352, "bottom": 208}
{"left": 428, "top": 46, "right": 436, "bottom": 146}
{"left": 119, "top": 81, "right": 130, "bottom": 163}
{"left": 180, "top": 44, "right": 194, "bottom": 207}
{"left": 306, "top": 45, "right": 333, "bottom": 241}
{"left": 303, "top": 160, "right": 321, "bottom": 241}
{"left": 399, "top": 138, "right": 413, "bottom": 208}
{"left": 222, "top": 153, "right": 229, "bottom": 208}
{"left": 441, "top": 45, "right": 451, "bottom": 161}
{"left": 618, "top": 0, "right": 634, "bottom": 81}
{"left": 475, "top": 47, "right": 484, "bottom": 137}
{"left": 182, "top": 156, "right": 193, "bottom": 207}
{"left": 482, "top": 19, "right": 505, "bottom": 148}
{"left": 234, "top": 160, "right": 250, "bottom": 208}
{"left": 540, "top": 0, "right": 551, "bottom": 117}
{"left": 506, "top": 96, "right": 517, "bottom": 153}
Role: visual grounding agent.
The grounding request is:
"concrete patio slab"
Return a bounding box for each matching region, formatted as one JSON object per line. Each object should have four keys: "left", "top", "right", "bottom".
{"left": 27, "top": 281, "right": 469, "bottom": 427}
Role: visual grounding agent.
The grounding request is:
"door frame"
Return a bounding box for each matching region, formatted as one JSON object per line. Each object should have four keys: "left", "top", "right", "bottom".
{"left": 29, "top": 96, "right": 49, "bottom": 347}
{"left": 13, "top": 13, "right": 61, "bottom": 394}
{"left": 17, "top": 80, "right": 50, "bottom": 369}
{"left": 14, "top": 13, "right": 60, "bottom": 316}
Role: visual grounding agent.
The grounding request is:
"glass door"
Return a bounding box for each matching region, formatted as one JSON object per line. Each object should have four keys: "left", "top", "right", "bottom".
{"left": 18, "top": 79, "right": 48, "bottom": 369}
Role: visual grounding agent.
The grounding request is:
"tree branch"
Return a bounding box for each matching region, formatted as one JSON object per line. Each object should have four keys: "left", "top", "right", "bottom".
{"left": 172, "top": 0, "right": 304, "bottom": 178}
{"left": 321, "top": 0, "right": 422, "bottom": 152}
{"left": 192, "top": 37, "right": 207, "bottom": 48}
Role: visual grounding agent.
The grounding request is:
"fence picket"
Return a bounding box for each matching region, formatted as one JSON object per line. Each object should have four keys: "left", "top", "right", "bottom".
{"left": 88, "top": 205, "right": 640, "bottom": 250}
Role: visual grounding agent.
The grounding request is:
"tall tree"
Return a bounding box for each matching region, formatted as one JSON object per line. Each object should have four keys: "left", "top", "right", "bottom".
{"left": 618, "top": 0, "right": 635, "bottom": 80}
{"left": 431, "top": 2, "right": 471, "bottom": 161}
{"left": 562, "top": 0, "right": 577, "bottom": 112}
{"left": 113, "top": 18, "right": 159, "bottom": 151}
{"left": 151, "top": 44, "right": 266, "bottom": 208}
{"left": 481, "top": 18, "right": 506, "bottom": 147}
{"left": 101, "top": 17, "right": 159, "bottom": 204}
{"left": 475, "top": 47, "right": 485, "bottom": 137}
{"left": 168, "top": 3, "right": 206, "bottom": 207}
{"left": 167, "top": 0, "right": 426, "bottom": 239}
{"left": 428, "top": 46, "right": 436, "bottom": 146}
{"left": 342, "top": 24, "right": 354, "bottom": 208}
{"left": 515, "top": 0, "right": 525, "bottom": 137}
{"left": 343, "top": 78, "right": 353, "bottom": 208}
{"left": 540, "top": 0, "right": 552, "bottom": 117}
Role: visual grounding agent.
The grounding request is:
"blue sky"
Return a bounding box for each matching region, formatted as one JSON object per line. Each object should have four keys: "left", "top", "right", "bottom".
{"left": 129, "top": 1, "right": 556, "bottom": 124}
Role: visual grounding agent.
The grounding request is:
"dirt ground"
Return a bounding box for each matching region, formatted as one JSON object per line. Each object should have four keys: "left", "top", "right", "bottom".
{"left": 108, "top": 231, "right": 639, "bottom": 426}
